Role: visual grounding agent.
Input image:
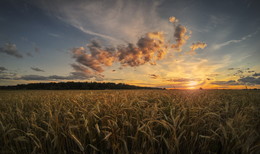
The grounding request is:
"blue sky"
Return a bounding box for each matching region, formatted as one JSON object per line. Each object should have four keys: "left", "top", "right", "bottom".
{"left": 0, "top": 0, "right": 260, "bottom": 88}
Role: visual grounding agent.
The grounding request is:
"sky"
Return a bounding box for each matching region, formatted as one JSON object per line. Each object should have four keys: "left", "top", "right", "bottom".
{"left": 0, "top": 0, "right": 260, "bottom": 89}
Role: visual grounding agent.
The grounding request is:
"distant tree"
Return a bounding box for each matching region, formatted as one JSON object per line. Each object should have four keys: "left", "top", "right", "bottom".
{"left": 0, "top": 82, "right": 162, "bottom": 90}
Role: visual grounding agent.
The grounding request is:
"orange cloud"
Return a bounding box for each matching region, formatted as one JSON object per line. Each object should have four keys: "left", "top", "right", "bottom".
{"left": 169, "top": 16, "right": 178, "bottom": 23}
{"left": 172, "top": 25, "right": 190, "bottom": 51}
{"left": 70, "top": 16, "right": 208, "bottom": 80}
{"left": 118, "top": 32, "right": 168, "bottom": 67}
{"left": 187, "top": 42, "right": 207, "bottom": 54}
{"left": 72, "top": 32, "right": 168, "bottom": 74}
{"left": 72, "top": 40, "right": 115, "bottom": 73}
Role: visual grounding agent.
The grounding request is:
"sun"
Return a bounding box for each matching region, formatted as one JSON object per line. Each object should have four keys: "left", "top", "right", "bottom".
{"left": 187, "top": 81, "right": 198, "bottom": 89}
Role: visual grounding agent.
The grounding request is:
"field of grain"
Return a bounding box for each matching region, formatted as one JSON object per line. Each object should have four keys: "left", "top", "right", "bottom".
{"left": 0, "top": 90, "right": 259, "bottom": 153}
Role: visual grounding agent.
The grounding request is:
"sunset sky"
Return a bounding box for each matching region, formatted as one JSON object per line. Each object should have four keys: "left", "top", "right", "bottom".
{"left": 0, "top": 0, "right": 260, "bottom": 89}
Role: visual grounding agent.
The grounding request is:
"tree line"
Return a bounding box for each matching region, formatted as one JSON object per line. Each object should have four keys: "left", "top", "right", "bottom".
{"left": 0, "top": 82, "right": 163, "bottom": 90}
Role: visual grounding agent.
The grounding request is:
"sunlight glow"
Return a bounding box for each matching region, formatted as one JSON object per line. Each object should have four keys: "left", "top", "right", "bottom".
{"left": 187, "top": 81, "right": 198, "bottom": 89}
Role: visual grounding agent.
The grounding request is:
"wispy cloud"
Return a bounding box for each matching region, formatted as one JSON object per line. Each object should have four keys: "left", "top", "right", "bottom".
{"left": 0, "top": 68, "right": 18, "bottom": 80}
{"left": 166, "top": 78, "right": 201, "bottom": 83}
{"left": 31, "top": 67, "right": 45, "bottom": 72}
{"left": 33, "top": 0, "right": 172, "bottom": 44}
{"left": 0, "top": 66, "right": 7, "bottom": 73}
{"left": 48, "top": 33, "right": 61, "bottom": 38}
{"left": 0, "top": 43, "right": 23, "bottom": 58}
{"left": 213, "top": 30, "right": 258, "bottom": 50}
{"left": 211, "top": 72, "right": 260, "bottom": 86}
{"left": 253, "top": 73, "right": 260, "bottom": 77}
{"left": 26, "top": 52, "right": 33, "bottom": 57}
{"left": 238, "top": 76, "right": 260, "bottom": 85}
{"left": 149, "top": 74, "right": 160, "bottom": 79}
{"left": 211, "top": 80, "right": 243, "bottom": 85}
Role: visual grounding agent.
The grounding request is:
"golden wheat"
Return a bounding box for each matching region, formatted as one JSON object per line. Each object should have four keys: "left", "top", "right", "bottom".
{"left": 0, "top": 90, "right": 259, "bottom": 153}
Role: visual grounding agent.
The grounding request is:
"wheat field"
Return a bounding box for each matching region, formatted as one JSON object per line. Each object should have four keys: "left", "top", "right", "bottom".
{"left": 0, "top": 90, "right": 259, "bottom": 153}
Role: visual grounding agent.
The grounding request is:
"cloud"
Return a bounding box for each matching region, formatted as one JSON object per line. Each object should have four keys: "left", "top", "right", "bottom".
{"left": 188, "top": 42, "right": 207, "bottom": 54}
{"left": 0, "top": 66, "right": 7, "bottom": 73}
{"left": 29, "top": 1, "right": 208, "bottom": 82}
{"left": 228, "top": 68, "right": 235, "bottom": 70}
{"left": 0, "top": 67, "right": 18, "bottom": 80}
{"left": 0, "top": 43, "right": 23, "bottom": 58}
{"left": 31, "top": 67, "right": 45, "bottom": 72}
{"left": 149, "top": 74, "right": 160, "bottom": 79}
{"left": 167, "top": 78, "right": 200, "bottom": 83}
{"left": 233, "top": 69, "right": 244, "bottom": 77}
{"left": 238, "top": 76, "right": 260, "bottom": 85}
{"left": 72, "top": 40, "right": 115, "bottom": 73}
{"left": 33, "top": 0, "right": 171, "bottom": 44}
{"left": 48, "top": 33, "right": 61, "bottom": 38}
{"left": 168, "top": 16, "right": 191, "bottom": 52}
{"left": 206, "top": 73, "right": 219, "bottom": 77}
{"left": 171, "top": 25, "right": 190, "bottom": 51}
{"left": 211, "top": 80, "right": 243, "bottom": 85}
{"left": 117, "top": 32, "right": 168, "bottom": 67}
{"left": 213, "top": 30, "right": 258, "bottom": 50}
{"left": 190, "top": 42, "right": 207, "bottom": 51}
{"left": 19, "top": 75, "right": 49, "bottom": 81}
{"left": 253, "top": 73, "right": 260, "bottom": 77}
{"left": 26, "top": 52, "right": 33, "bottom": 57}
{"left": 211, "top": 75, "right": 260, "bottom": 86}
{"left": 18, "top": 75, "right": 78, "bottom": 81}
{"left": 169, "top": 16, "right": 178, "bottom": 23}
{"left": 1, "top": 64, "right": 104, "bottom": 81}
{"left": 18, "top": 71, "right": 103, "bottom": 81}
{"left": 70, "top": 63, "right": 104, "bottom": 80}
{"left": 34, "top": 47, "right": 40, "bottom": 53}
{"left": 248, "top": 70, "right": 255, "bottom": 73}
{"left": 72, "top": 32, "right": 168, "bottom": 73}
{"left": 0, "top": 71, "right": 18, "bottom": 80}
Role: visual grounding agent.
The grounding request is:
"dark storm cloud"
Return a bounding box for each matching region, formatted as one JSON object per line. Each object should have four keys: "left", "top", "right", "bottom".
{"left": 31, "top": 67, "right": 45, "bottom": 72}
{"left": 0, "top": 43, "right": 23, "bottom": 58}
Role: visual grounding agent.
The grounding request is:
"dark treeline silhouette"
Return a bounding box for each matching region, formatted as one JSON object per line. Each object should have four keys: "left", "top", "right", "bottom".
{"left": 0, "top": 82, "right": 163, "bottom": 90}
